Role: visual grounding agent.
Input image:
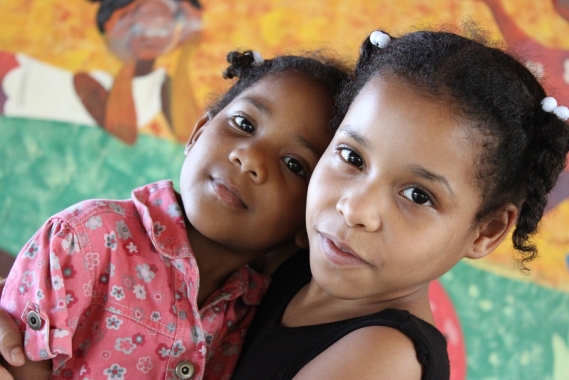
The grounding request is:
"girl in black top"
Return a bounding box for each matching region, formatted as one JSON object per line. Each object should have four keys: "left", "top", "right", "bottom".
{"left": 233, "top": 27, "right": 569, "bottom": 379}
{"left": 233, "top": 250, "right": 450, "bottom": 379}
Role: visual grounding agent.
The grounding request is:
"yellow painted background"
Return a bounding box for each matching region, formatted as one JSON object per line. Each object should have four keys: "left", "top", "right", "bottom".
{"left": 1, "top": 0, "right": 569, "bottom": 290}
{"left": 2, "top": 0, "right": 568, "bottom": 104}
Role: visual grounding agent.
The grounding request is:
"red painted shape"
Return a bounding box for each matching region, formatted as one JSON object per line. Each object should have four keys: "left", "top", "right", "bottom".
{"left": 553, "top": 0, "right": 569, "bottom": 22}
{"left": 429, "top": 280, "right": 467, "bottom": 380}
{"left": 0, "top": 51, "right": 19, "bottom": 113}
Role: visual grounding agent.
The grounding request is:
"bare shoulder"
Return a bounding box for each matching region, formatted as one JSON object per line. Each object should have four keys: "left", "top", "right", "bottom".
{"left": 293, "top": 326, "right": 422, "bottom": 380}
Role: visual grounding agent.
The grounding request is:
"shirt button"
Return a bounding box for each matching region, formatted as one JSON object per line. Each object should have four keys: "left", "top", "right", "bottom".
{"left": 175, "top": 360, "right": 195, "bottom": 379}
{"left": 27, "top": 311, "right": 42, "bottom": 331}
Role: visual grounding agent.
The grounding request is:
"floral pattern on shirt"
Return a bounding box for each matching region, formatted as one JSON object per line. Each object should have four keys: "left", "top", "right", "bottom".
{"left": 1, "top": 180, "right": 270, "bottom": 380}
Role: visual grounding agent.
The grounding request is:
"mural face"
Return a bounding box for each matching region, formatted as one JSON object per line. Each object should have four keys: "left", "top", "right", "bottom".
{"left": 1, "top": 1, "right": 569, "bottom": 379}
{"left": 104, "top": 0, "right": 201, "bottom": 62}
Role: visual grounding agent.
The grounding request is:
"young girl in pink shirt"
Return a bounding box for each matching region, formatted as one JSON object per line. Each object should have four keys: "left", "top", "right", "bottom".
{"left": 0, "top": 48, "right": 350, "bottom": 380}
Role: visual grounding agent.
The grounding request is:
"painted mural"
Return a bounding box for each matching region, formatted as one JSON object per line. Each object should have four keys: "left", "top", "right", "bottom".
{"left": 1, "top": 1, "right": 568, "bottom": 379}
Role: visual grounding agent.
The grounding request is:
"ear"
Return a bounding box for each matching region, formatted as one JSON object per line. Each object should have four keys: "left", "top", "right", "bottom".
{"left": 294, "top": 229, "right": 309, "bottom": 250}
{"left": 465, "top": 203, "right": 518, "bottom": 260}
{"left": 184, "top": 112, "right": 212, "bottom": 155}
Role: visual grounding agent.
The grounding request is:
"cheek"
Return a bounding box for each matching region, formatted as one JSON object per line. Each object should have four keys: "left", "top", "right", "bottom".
{"left": 306, "top": 176, "right": 333, "bottom": 228}
{"left": 105, "top": 17, "right": 135, "bottom": 42}
{"left": 270, "top": 187, "right": 308, "bottom": 229}
{"left": 179, "top": 155, "right": 204, "bottom": 199}
{"left": 105, "top": 32, "right": 135, "bottom": 61}
{"left": 283, "top": 187, "right": 308, "bottom": 216}
{"left": 308, "top": 159, "right": 338, "bottom": 204}
{"left": 305, "top": 186, "right": 320, "bottom": 222}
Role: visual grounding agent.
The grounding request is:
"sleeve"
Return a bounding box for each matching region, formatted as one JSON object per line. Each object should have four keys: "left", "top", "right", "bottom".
{"left": 0, "top": 216, "right": 94, "bottom": 370}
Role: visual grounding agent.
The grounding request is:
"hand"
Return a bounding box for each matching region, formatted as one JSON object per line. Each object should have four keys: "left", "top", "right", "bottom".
{"left": 0, "top": 277, "right": 25, "bottom": 380}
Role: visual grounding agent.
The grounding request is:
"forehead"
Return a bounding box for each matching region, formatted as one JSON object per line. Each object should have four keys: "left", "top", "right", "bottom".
{"left": 350, "top": 75, "right": 470, "bottom": 140}
{"left": 234, "top": 73, "right": 335, "bottom": 122}
{"left": 239, "top": 72, "right": 333, "bottom": 104}
{"left": 104, "top": 0, "right": 178, "bottom": 28}
{"left": 346, "top": 75, "right": 481, "bottom": 188}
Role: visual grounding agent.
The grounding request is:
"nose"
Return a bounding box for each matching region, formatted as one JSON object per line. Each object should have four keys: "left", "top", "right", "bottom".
{"left": 229, "top": 146, "right": 268, "bottom": 184}
{"left": 336, "top": 189, "right": 381, "bottom": 232}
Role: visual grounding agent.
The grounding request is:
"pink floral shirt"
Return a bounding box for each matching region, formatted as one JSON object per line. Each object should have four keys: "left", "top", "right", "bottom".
{"left": 1, "top": 181, "right": 270, "bottom": 379}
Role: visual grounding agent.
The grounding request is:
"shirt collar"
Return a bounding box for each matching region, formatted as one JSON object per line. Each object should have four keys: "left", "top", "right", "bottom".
{"left": 203, "top": 265, "right": 271, "bottom": 308}
{"left": 132, "top": 180, "right": 192, "bottom": 260}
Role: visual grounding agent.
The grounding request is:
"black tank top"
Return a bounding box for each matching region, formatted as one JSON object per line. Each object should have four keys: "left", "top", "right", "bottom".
{"left": 232, "top": 251, "right": 450, "bottom": 379}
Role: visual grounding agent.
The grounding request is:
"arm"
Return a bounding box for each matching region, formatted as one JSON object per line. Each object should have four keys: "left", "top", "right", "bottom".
{"left": 0, "top": 279, "right": 51, "bottom": 380}
{"left": 1, "top": 216, "right": 93, "bottom": 378}
{"left": 73, "top": 72, "right": 109, "bottom": 127}
{"left": 103, "top": 63, "right": 138, "bottom": 144}
{"left": 292, "top": 326, "right": 422, "bottom": 380}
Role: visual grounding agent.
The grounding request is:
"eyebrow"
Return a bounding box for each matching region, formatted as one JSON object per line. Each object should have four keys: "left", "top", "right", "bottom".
{"left": 338, "top": 126, "right": 370, "bottom": 149}
{"left": 241, "top": 96, "right": 271, "bottom": 116}
{"left": 408, "top": 165, "right": 455, "bottom": 198}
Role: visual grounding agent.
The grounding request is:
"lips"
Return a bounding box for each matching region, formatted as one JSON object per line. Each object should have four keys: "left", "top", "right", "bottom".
{"left": 211, "top": 178, "right": 247, "bottom": 209}
{"left": 319, "top": 232, "right": 369, "bottom": 266}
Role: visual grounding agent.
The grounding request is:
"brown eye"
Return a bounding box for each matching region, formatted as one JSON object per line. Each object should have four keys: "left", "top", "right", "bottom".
{"left": 401, "top": 187, "right": 433, "bottom": 206}
{"left": 339, "top": 148, "right": 363, "bottom": 169}
{"left": 283, "top": 157, "right": 307, "bottom": 178}
{"left": 234, "top": 116, "right": 255, "bottom": 133}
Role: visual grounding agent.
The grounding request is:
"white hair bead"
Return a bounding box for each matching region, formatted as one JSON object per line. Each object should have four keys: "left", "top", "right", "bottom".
{"left": 541, "top": 96, "right": 558, "bottom": 112}
{"left": 553, "top": 106, "right": 569, "bottom": 121}
{"left": 541, "top": 97, "right": 569, "bottom": 121}
{"left": 369, "top": 30, "right": 391, "bottom": 48}
{"left": 251, "top": 51, "right": 264, "bottom": 67}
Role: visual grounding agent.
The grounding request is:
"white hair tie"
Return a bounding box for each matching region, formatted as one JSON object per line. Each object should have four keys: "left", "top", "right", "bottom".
{"left": 251, "top": 51, "right": 264, "bottom": 67}
{"left": 541, "top": 97, "right": 569, "bottom": 121}
{"left": 369, "top": 30, "right": 391, "bottom": 48}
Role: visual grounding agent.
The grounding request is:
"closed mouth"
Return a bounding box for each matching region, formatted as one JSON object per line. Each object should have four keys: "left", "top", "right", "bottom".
{"left": 319, "top": 232, "right": 370, "bottom": 266}
{"left": 211, "top": 178, "right": 247, "bottom": 209}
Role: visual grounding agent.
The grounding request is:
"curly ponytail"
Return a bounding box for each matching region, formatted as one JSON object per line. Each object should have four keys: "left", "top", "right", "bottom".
{"left": 223, "top": 51, "right": 262, "bottom": 79}
{"left": 513, "top": 109, "right": 569, "bottom": 267}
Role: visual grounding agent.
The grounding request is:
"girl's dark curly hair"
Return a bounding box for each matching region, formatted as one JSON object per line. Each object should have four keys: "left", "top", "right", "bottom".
{"left": 207, "top": 50, "right": 351, "bottom": 134}
{"left": 340, "top": 28, "right": 569, "bottom": 270}
{"left": 87, "top": 0, "right": 202, "bottom": 33}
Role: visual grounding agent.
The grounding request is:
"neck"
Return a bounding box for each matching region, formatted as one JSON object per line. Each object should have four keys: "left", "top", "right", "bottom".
{"left": 283, "top": 279, "right": 434, "bottom": 327}
{"left": 173, "top": 193, "right": 253, "bottom": 306}
{"left": 174, "top": 193, "right": 252, "bottom": 306}
{"left": 134, "top": 60, "right": 155, "bottom": 76}
{"left": 183, "top": 221, "right": 266, "bottom": 308}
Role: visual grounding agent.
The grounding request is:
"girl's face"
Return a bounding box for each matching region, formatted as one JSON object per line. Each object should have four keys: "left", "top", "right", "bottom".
{"left": 104, "top": 0, "right": 201, "bottom": 62}
{"left": 306, "top": 76, "right": 489, "bottom": 303}
{"left": 180, "top": 74, "right": 335, "bottom": 260}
